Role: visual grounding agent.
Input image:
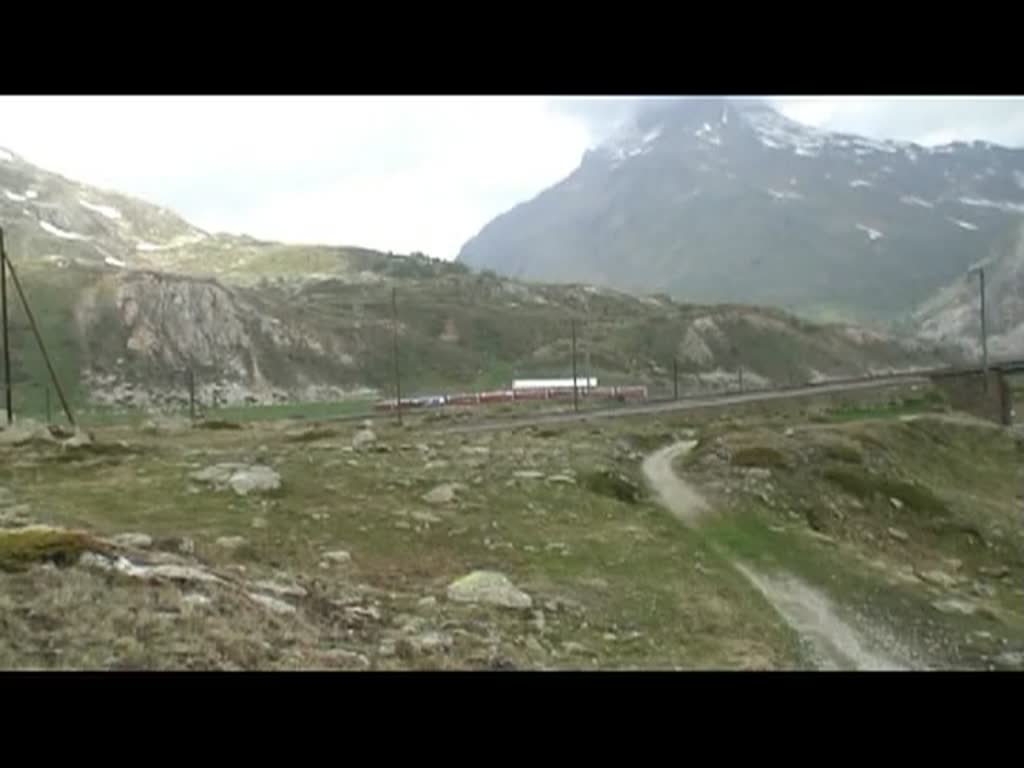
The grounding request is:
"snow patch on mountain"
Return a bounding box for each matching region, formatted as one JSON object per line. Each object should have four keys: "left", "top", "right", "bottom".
{"left": 766, "top": 188, "right": 803, "bottom": 201}
{"left": 856, "top": 224, "right": 884, "bottom": 241}
{"left": 849, "top": 179, "right": 873, "bottom": 188}
{"left": 901, "top": 196, "right": 934, "bottom": 208}
{"left": 3, "top": 190, "right": 27, "bottom": 202}
{"left": 39, "top": 220, "right": 88, "bottom": 240}
{"left": 959, "top": 197, "right": 1024, "bottom": 214}
{"left": 80, "top": 199, "right": 123, "bottom": 220}
{"left": 948, "top": 218, "right": 979, "bottom": 231}
{"left": 104, "top": 256, "right": 127, "bottom": 268}
{"left": 0, "top": 148, "right": 13, "bottom": 163}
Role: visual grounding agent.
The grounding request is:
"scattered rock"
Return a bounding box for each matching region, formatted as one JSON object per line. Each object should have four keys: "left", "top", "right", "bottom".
{"left": 178, "top": 537, "right": 196, "bottom": 556}
{"left": 182, "top": 593, "right": 212, "bottom": 608}
{"left": 887, "top": 527, "right": 909, "bottom": 543}
{"left": 251, "top": 516, "right": 268, "bottom": 529}
{"left": 215, "top": 536, "right": 247, "bottom": 550}
{"left": 249, "top": 593, "right": 297, "bottom": 615}
{"left": 417, "top": 596, "right": 438, "bottom": 610}
{"left": 424, "top": 460, "right": 450, "bottom": 471}
{"left": 0, "top": 487, "right": 15, "bottom": 507}
{"left": 446, "top": 571, "right": 533, "bottom": 609}
{"left": 562, "top": 641, "right": 589, "bottom": 655}
{"left": 806, "top": 530, "right": 838, "bottom": 546}
{"left": 993, "top": 651, "right": 1024, "bottom": 668}
{"left": 744, "top": 468, "right": 772, "bottom": 480}
{"left": 979, "top": 566, "right": 1010, "bottom": 580}
{"left": 514, "top": 470, "right": 545, "bottom": 480}
{"left": 62, "top": 429, "right": 94, "bottom": 450}
{"left": 0, "top": 423, "right": 57, "bottom": 447}
{"left": 971, "top": 581, "right": 997, "bottom": 599}
{"left": 320, "top": 649, "right": 371, "bottom": 668}
{"left": 190, "top": 463, "right": 281, "bottom": 496}
{"left": 110, "top": 533, "right": 153, "bottom": 550}
{"left": 889, "top": 497, "right": 904, "bottom": 511}
{"left": 323, "top": 550, "right": 352, "bottom": 564}
{"left": 547, "top": 474, "right": 576, "bottom": 484}
{"left": 784, "top": 428, "right": 795, "bottom": 437}
{"left": 410, "top": 510, "right": 442, "bottom": 524}
{"left": 917, "top": 569, "right": 959, "bottom": 589}
{"left": 409, "top": 631, "right": 452, "bottom": 654}
{"left": 352, "top": 429, "right": 377, "bottom": 451}
{"left": 461, "top": 446, "right": 490, "bottom": 456}
{"left": 525, "top": 636, "right": 547, "bottom": 655}
{"left": 252, "top": 579, "right": 307, "bottom": 599}
{"left": 228, "top": 466, "right": 281, "bottom": 496}
{"left": 931, "top": 598, "right": 978, "bottom": 616}
{"left": 423, "top": 483, "right": 458, "bottom": 505}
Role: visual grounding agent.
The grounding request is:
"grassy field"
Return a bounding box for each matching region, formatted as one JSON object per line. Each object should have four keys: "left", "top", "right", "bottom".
{"left": 1, "top": 380, "right": 1020, "bottom": 670}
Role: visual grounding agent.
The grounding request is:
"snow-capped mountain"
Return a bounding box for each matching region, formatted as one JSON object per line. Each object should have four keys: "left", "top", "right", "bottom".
{"left": 0, "top": 145, "right": 211, "bottom": 271}
{"left": 457, "top": 98, "right": 1024, "bottom": 325}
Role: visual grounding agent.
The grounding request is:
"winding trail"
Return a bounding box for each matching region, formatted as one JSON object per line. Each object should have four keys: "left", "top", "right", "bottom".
{"left": 642, "top": 441, "right": 913, "bottom": 671}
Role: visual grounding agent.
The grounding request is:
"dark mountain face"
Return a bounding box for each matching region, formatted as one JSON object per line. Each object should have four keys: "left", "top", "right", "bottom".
{"left": 458, "top": 98, "right": 1024, "bottom": 325}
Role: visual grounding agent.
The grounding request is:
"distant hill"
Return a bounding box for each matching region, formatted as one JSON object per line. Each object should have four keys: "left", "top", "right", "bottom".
{"left": 0, "top": 143, "right": 959, "bottom": 415}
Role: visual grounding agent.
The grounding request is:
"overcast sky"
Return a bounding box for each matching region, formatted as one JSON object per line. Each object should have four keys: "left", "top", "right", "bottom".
{"left": 2, "top": 96, "right": 1023, "bottom": 259}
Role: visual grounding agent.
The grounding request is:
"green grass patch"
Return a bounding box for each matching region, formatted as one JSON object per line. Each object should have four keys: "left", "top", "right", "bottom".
{"left": 731, "top": 446, "right": 789, "bottom": 468}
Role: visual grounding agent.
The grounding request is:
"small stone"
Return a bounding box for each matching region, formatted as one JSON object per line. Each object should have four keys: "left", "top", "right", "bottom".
{"left": 931, "top": 598, "right": 978, "bottom": 616}
{"left": 514, "top": 471, "right": 545, "bottom": 480}
{"left": 889, "top": 497, "right": 904, "bottom": 511}
{"left": 525, "top": 636, "right": 547, "bottom": 655}
{"left": 547, "top": 474, "right": 575, "bottom": 484}
{"left": 0, "top": 487, "right": 16, "bottom": 507}
{"left": 806, "top": 530, "right": 838, "bottom": 546}
{"left": 110, "top": 532, "right": 153, "bottom": 549}
{"left": 410, "top": 510, "right": 442, "bottom": 524}
{"left": 394, "top": 521, "right": 412, "bottom": 530}
{"left": 352, "top": 429, "right": 377, "bottom": 451}
{"left": 917, "top": 569, "right": 958, "bottom": 589}
{"left": 251, "top": 516, "right": 268, "bottom": 529}
{"left": 784, "top": 428, "right": 795, "bottom": 437}
{"left": 215, "top": 536, "right": 247, "bottom": 550}
{"left": 323, "top": 550, "right": 351, "bottom": 564}
{"left": 228, "top": 466, "right": 281, "bottom": 496}
{"left": 446, "top": 571, "right": 532, "bottom": 609}
{"left": 602, "top": 633, "right": 618, "bottom": 642}
{"left": 887, "top": 527, "right": 909, "bottom": 543}
{"left": 182, "top": 593, "right": 211, "bottom": 608}
{"left": 249, "top": 593, "right": 297, "bottom": 615}
{"left": 971, "top": 581, "right": 997, "bottom": 598}
{"left": 979, "top": 566, "right": 1010, "bottom": 580}
{"left": 417, "top": 596, "right": 438, "bottom": 610}
{"left": 178, "top": 537, "right": 196, "bottom": 556}
{"left": 62, "top": 429, "right": 94, "bottom": 450}
{"left": 994, "top": 651, "right": 1024, "bottom": 668}
{"left": 562, "top": 641, "right": 588, "bottom": 655}
{"left": 251, "top": 579, "right": 307, "bottom": 599}
{"left": 423, "top": 484, "right": 457, "bottom": 505}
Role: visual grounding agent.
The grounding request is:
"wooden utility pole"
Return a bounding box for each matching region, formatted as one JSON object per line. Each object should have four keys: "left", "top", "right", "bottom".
{"left": 1, "top": 228, "right": 11, "bottom": 425}
{"left": 571, "top": 318, "right": 579, "bottom": 412}
{"left": 4, "top": 246, "right": 76, "bottom": 426}
{"left": 392, "top": 287, "right": 403, "bottom": 426}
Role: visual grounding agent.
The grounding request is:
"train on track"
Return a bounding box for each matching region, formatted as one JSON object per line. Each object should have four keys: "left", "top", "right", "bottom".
{"left": 373, "top": 383, "right": 648, "bottom": 412}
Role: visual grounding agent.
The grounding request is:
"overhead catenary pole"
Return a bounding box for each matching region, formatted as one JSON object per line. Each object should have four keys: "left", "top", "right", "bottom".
{"left": 571, "top": 318, "right": 579, "bottom": 412}
{"left": 392, "top": 286, "right": 403, "bottom": 426}
{"left": 978, "top": 266, "right": 988, "bottom": 374}
{"left": 3, "top": 248, "right": 76, "bottom": 426}
{"left": 0, "top": 228, "right": 11, "bottom": 425}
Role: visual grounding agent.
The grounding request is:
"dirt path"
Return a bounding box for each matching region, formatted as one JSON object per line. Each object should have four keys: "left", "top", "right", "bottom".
{"left": 642, "top": 441, "right": 914, "bottom": 671}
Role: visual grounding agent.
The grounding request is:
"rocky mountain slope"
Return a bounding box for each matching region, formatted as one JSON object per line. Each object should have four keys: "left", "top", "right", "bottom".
{"left": 912, "top": 223, "right": 1024, "bottom": 358}
{"left": 0, "top": 144, "right": 959, "bottom": 415}
{"left": 457, "top": 98, "right": 1024, "bottom": 325}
